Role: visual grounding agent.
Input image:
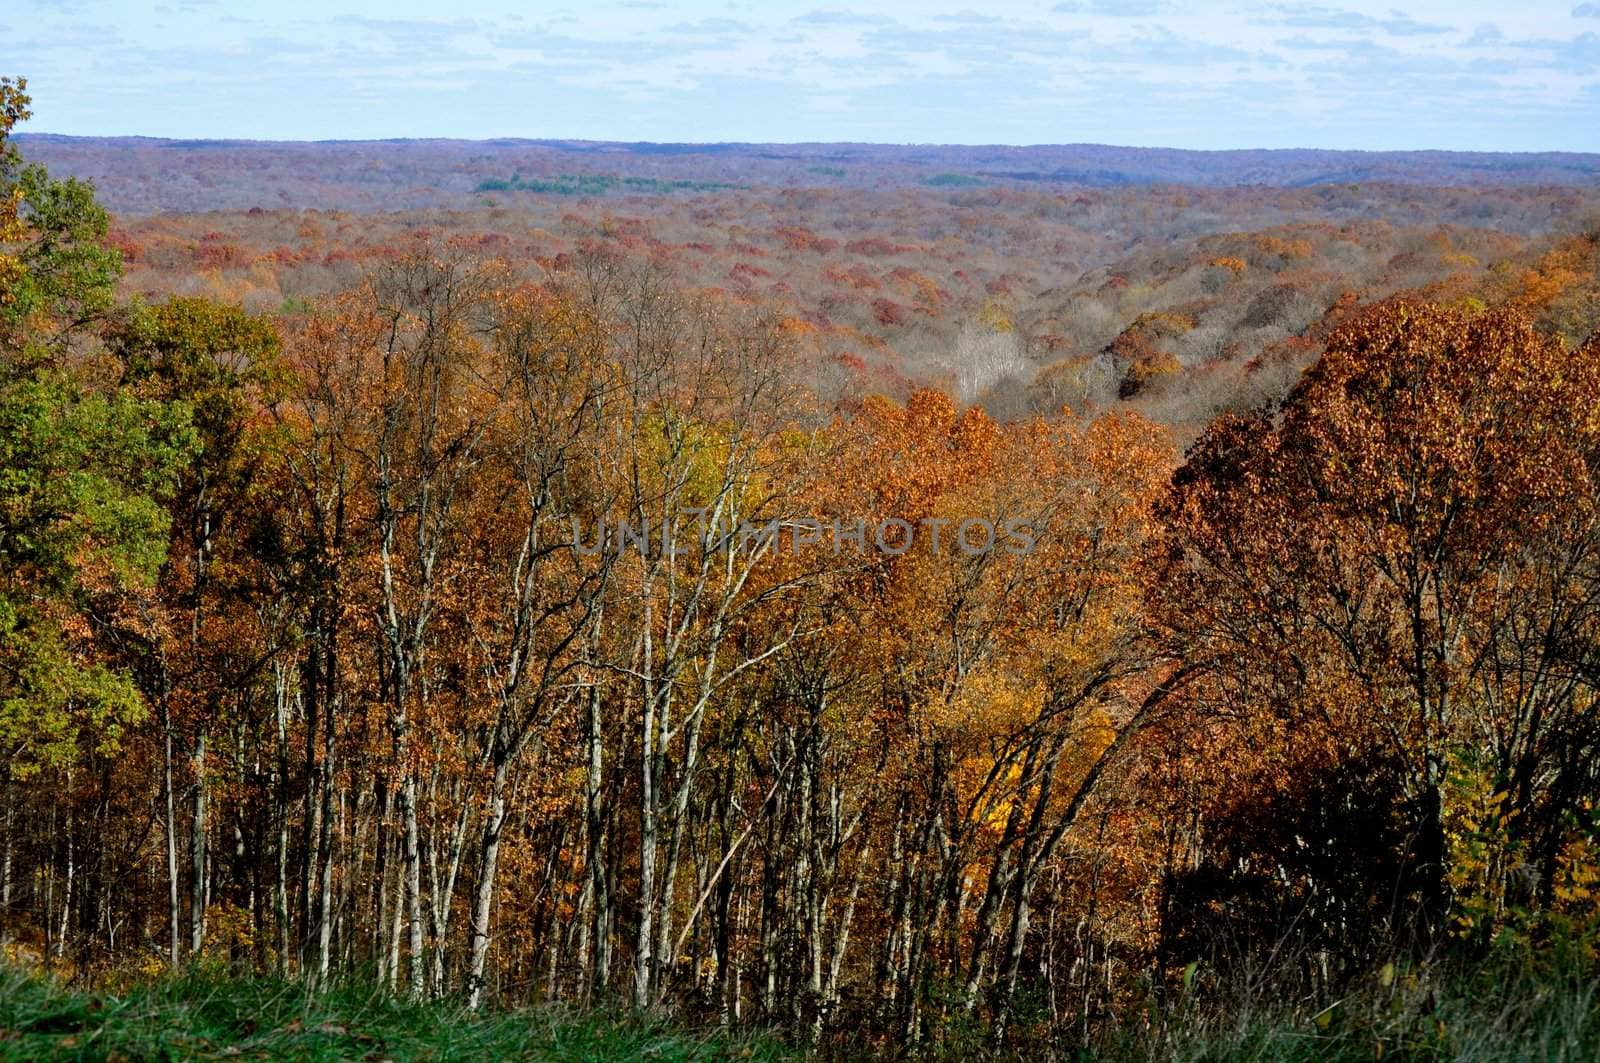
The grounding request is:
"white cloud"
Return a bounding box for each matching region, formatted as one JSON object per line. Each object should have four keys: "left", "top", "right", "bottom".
{"left": 6, "top": 0, "right": 1597, "bottom": 149}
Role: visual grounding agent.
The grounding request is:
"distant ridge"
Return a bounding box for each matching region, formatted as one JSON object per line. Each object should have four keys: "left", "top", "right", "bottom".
{"left": 17, "top": 134, "right": 1600, "bottom": 214}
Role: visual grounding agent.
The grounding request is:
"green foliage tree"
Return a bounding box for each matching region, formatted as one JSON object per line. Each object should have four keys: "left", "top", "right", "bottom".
{"left": 0, "top": 77, "right": 195, "bottom": 777}
{"left": 0, "top": 75, "right": 122, "bottom": 358}
{"left": 110, "top": 296, "right": 286, "bottom": 560}
{"left": 0, "top": 370, "right": 193, "bottom": 775}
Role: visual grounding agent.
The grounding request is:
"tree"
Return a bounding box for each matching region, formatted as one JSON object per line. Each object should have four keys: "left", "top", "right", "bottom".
{"left": 0, "top": 76, "right": 121, "bottom": 358}
{"left": 456, "top": 283, "right": 620, "bottom": 1008}
{"left": 1151, "top": 301, "right": 1600, "bottom": 966}
{"left": 0, "top": 372, "right": 192, "bottom": 778}
{"left": 0, "top": 79, "right": 197, "bottom": 963}
{"left": 0, "top": 77, "right": 28, "bottom": 307}
{"left": 109, "top": 296, "right": 285, "bottom": 965}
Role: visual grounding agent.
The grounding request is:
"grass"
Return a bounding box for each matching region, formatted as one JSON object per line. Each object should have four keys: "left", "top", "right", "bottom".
{"left": 1106, "top": 956, "right": 1600, "bottom": 1063}
{"left": 0, "top": 968, "right": 792, "bottom": 1062}
{"left": 4, "top": 953, "right": 1594, "bottom": 1061}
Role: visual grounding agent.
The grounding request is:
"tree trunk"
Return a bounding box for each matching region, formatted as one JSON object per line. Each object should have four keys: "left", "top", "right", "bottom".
{"left": 56, "top": 808, "right": 74, "bottom": 960}
{"left": 273, "top": 664, "right": 291, "bottom": 975}
{"left": 429, "top": 767, "right": 472, "bottom": 998}
{"left": 401, "top": 770, "right": 426, "bottom": 999}
{"left": 163, "top": 715, "right": 181, "bottom": 969}
{"left": 190, "top": 726, "right": 208, "bottom": 957}
{"left": 585, "top": 684, "right": 610, "bottom": 999}
{"left": 636, "top": 599, "right": 658, "bottom": 1009}
{"left": 0, "top": 776, "right": 12, "bottom": 942}
{"left": 466, "top": 757, "right": 510, "bottom": 1009}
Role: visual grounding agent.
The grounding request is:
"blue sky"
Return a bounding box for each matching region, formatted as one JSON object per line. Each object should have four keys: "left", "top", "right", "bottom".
{"left": 9, "top": 1, "right": 1600, "bottom": 150}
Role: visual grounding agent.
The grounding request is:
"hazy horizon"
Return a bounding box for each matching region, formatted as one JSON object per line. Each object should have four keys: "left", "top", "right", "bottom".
{"left": 15, "top": 131, "right": 1600, "bottom": 156}
{"left": 10, "top": 0, "right": 1600, "bottom": 152}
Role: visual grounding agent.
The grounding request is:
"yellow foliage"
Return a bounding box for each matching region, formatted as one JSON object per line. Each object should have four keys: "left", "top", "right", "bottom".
{"left": 977, "top": 297, "right": 1014, "bottom": 333}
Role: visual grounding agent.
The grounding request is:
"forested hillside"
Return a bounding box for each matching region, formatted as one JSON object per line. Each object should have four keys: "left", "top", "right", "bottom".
{"left": 68, "top": 159, "right": 1600, "bottom": 441}
{"left": 3, "top": 76, "right": 1600, "bottom": 1060}
{"left": 20, "top": 135, "right": 1600, "bottom": 215}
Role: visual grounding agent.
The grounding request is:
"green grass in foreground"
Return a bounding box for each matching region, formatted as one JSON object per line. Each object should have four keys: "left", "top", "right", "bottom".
{"left": 1097, "top": 959, "right": 1600, "bottom": 1063}
{"left": 0, "top": 969, "right": 791, "bottom": 1062}
{"left": 4, "top": 957, "right": 1596, "bottom": 1061}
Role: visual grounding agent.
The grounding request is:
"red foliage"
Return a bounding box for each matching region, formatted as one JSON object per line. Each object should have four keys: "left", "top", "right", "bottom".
{"left": 872, "top": 298, "right": 907, "bottom": 326}
{"left": 105, "top": 228, "right": 142, "bottom": 263}
{"left": 846, "top": 237, "right": 899, "bottom": 256}
{"left": 728, "top": 262, "right": 773, "bottom": 285}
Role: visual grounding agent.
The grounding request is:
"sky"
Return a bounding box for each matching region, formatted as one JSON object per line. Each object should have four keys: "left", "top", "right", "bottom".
{"left": 8, "top": 1, "right": 1600, "bottom": 151}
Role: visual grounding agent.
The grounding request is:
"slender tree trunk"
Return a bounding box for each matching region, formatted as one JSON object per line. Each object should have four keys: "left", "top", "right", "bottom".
{"left": 273, "top": 664, "right": 291, "bottom": 976}
{"left": 964, "top": 743, "right": 1039, "bottom": 1011}
{"left": 825, "top": 843, "right": 867, "bottom": 1021}
{"left": 1419, "top": 747, "right": 1449, "bottom": 937}
{"left": 386, "top": 845, "right": 405, "bottom": 989}
{"left": 373, "top": 779, "right": 392, "bottom": 978}
{"left": 0, "top": 777, "right": 12, "bottom": 942}
{"left": 163, "top": 709, "right": 181, "bottom": 969}
{"left": 466, "top": 757, "right": 510, "bottom": 1009}
{"left": 313, "top": 673, "right": 339, "bottom": 983}
{"left": 314, "top": 786, "right": 336, "bottom": 983}
{"left": 402, "top": 770, "right": 426, "bottom": 999}
{"left": 300, "top": 675, "right": 321, "bottom": 972}
{"left": 190, "top": 726, "right": 208, "bottom": 957}
{"left": 56, "top": 808, "right": 74, "bottom": 960}
{"left": 585, "top": 684, "right": 610, "bottom": 1001}
{"left": 654, "top": 701, "right": 707, "bottom": 1001}
{"left": 636, "top": 599, "right": 657, "bottom": 1009}
{"left": 430, "top": 769, "right": 472, "bottom": 997}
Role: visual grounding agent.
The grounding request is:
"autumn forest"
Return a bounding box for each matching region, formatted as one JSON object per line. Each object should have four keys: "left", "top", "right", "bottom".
{"left": 4, "top": 71, "right": 1600, "bottom": 1060}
